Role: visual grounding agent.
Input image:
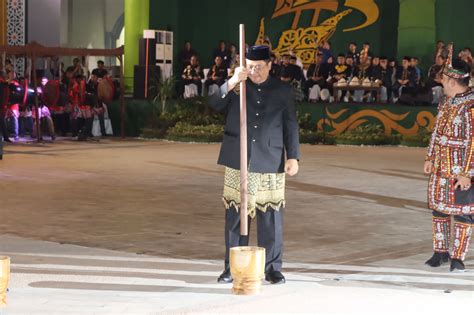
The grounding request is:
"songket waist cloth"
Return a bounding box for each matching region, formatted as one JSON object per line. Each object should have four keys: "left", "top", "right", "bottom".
{"left": 223, "top": 167, "right": 285, "bottom": 218}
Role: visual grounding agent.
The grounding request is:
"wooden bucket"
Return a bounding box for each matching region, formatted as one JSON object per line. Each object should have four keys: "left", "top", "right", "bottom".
{"left": 230, "top": 246, "right": 265, "bottom": 295}
{"left": 0, "top": 256, "right": 10, "bottom": 306}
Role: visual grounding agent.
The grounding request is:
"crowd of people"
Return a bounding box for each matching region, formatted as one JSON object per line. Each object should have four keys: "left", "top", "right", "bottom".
{"left": 177, "top": 39, "right": 473, "bottom": 105}
{"left": 0, "top": 58, "right": 115, "bottom": 143}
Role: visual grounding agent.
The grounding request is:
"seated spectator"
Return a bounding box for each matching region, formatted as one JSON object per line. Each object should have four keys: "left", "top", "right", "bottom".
{"left": 213, "top": 40, "right": 231, "bottom": 69}
{"left": 289, "top": 56, "right": 305, "bottom": 80}
{"left": 304, "top": 52, "right": 330, "bottom": 102}
{"left": 180, "top": 55, "right": 204, "bottom": 97}
{"left": 91, "top": 60, "right": 108, "bottom": 79}
{"left": 205, "top": 56, "right": 227, "bottom": 96}
{"left": 328, "top": 54, "right": 351, "bottom": 98}
{"left": 426, "top": 54, "right": 446, "bottom": 104}
{"left": 279, "top": 54, "right": 304, "bottom": 82}
{"left": 345, "top": 55, "right": 356, "bottom": 78}
{"left": 269, "top": 53, "right": 281, "bottom": 77}
{"left": 229, "top": 44, "right": 238, "bottom": 68}
{"left": 327, "top": 56, "right": 334, "bottom": 66}
{"left": 392, "top": 56, "right": 417, "bottom": 103}
{"left": 370, "top": 56, "right": 393, "bottom": 103}
{"left": 368, "top": 56, "right": 380, "bottom": 78}
{"left": 178, "top": 41, "right": 198, "bottom": 68}
{"left": 388, "top": 58, "right": 398, "bottom": 87}
{"left": 280, "top": 68, "right": 304, "bottom": 102}
{"left": 410, "top": 57, "right": 422, "bottom": 85}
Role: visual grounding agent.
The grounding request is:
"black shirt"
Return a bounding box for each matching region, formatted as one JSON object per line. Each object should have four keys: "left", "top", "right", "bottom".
{"left": 91, "top": 68, "right": 108, "bottom": 79}
{"left": 209, "top": 76, "right": 300, "bottom": 173}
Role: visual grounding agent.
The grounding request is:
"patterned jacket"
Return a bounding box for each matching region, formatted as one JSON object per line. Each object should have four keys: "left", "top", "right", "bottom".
{"left": 426, "top": 89, "right": 474, "bottom": 179}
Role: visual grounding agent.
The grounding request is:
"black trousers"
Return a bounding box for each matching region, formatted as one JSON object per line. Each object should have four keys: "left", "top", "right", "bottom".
{"left": 224, "top": 206, "right": 284, "bottom": 273}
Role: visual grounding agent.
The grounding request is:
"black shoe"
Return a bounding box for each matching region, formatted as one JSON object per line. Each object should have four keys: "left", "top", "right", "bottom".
{"left": 265, "top": 270, "right": 286, "bottom": 284}
{"left": 3, "top": 138, "right": 12, "bottom": 143}
{"left": 450, "top": 259, "right": 465, "bottom": 272}
{"left": 425, "top": 252, "right": 450, "bottom": 267}
{"left": 217, "top": 268, "right": 233, "bottom": 283}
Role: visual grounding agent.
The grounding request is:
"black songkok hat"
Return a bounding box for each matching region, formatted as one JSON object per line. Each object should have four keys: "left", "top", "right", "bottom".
{"left": 246, "top": 45, "right": 271, "bottom": 61}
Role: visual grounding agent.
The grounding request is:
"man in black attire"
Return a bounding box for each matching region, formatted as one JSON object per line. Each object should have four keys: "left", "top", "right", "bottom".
{"left": 205, "top": 56, "right": 227, "bottom": 95}
{"left": 279, "top": 54, "right": 304, "bottom": 82}
{"left": 304, "top": 52, "right": 330, "bottom": 98}
{"left": 393, "top": 56, "right": 418, "bottom": 102}
{"left": 210, "top": 45, "right": 300, "bottom": 285}
{"left": 370, "top": 56, "right": 393, "bottom": 102}
{"left": 180, "top": 55, "right": 204, "bottom": 96}
{"left": 91, "top": 60, "right": 108, "bottom": 79}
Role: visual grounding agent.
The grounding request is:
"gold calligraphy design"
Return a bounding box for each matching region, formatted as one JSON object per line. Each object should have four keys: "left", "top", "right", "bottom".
{"left": 272, "top": 0, "right": 339, "bottom": 29}
{"left": 260, "top": 0, "right": 380, "bottom": 67}
{"left": 267, "top": 9, "right": 352, "bottom": 65}
{"left": 316, "top": 108, "right": 436, "bottom": 136}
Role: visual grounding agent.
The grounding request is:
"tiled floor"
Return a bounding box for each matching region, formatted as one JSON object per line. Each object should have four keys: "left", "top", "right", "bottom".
{"left": 0, "top": 140, "right": 472, "bottom": 314}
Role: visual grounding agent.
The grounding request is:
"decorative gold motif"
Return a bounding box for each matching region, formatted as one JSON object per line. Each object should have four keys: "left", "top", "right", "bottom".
{"left": 271, "top": 9, "right": 352, "bottom": 66}
{"left": 272, "top": 0, "right": 339, "bottom": 29}
{"left": 316, "top": 108, "right": 436, "bottom": 136}
{"left": 255, "top": 18, "right": 266, "bottom": 46}
{"left": 259, "top": 0, "right": 380, "bottom": 67}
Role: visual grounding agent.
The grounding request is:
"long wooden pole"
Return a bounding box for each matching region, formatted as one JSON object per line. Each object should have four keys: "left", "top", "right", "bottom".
{"left": 239, "top": 24, "right": 248, "bottom": 236}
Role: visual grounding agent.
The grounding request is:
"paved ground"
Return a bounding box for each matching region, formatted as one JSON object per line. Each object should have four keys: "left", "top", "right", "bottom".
{"left": 0, "top": 139, "right": 472, "bottom": 314}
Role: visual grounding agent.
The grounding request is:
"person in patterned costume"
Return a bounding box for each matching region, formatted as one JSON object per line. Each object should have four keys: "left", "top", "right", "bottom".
{"left": 209, "top": 45, "right": 300, "bottom": 284}
{"left": 424, "top": 43, "right": 473, "bottom": 272}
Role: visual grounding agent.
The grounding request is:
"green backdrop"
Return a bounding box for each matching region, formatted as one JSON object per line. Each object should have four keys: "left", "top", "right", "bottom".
{"left": 149, "top": 0, "right": 400, "bottom": 71}
{"left": 146, "top": 0, "right": 473, "bottom": 75}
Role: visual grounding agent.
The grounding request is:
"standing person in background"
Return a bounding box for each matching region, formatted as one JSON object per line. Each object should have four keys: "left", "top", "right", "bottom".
{"left": 411, "top": 57, "right": 422, "bottom": 86}
{"left": 426, "top": 54, "right": 446, "bottom": 104}
{"left": 178, "top": 41, "right": 198, "bottom": 69}
{"left": 213, "top": 41, "right": 231, "bottom": 69}
{"left": 435, "top": 40, "right": 446, "bottom": 61}
{"left": 347, "top": 42, "right": 360, "bottom": 65}
{"left": 317, "top": 40, "right": 334, "bottom": 64}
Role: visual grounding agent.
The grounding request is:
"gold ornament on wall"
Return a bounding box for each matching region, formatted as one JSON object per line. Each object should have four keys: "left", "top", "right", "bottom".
{"left": 257, "top": 0, "right": 380, "bottom": 68}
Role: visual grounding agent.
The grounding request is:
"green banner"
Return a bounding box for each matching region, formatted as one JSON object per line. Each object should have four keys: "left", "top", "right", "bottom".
{"left": 298, "top": 103, "right": 437, "bottom": 135}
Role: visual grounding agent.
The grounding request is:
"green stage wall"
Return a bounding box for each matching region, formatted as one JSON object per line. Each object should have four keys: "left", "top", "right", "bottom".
{"left": 147, "top": 0, "right": 472, "bottom": 74}
{"left": 149, "top": 0, "right": 400, "bottom": 71}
